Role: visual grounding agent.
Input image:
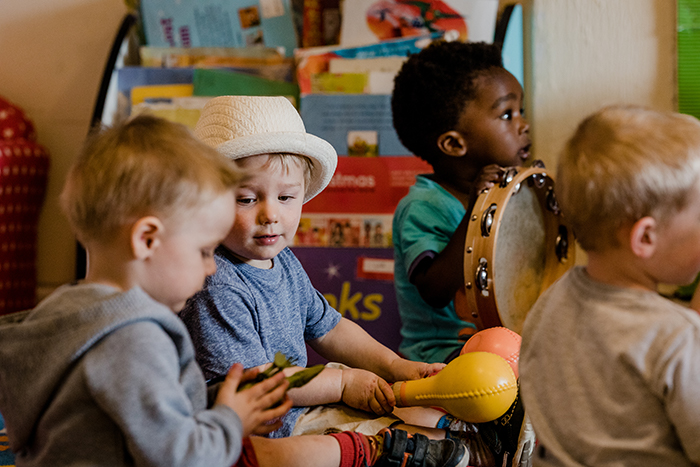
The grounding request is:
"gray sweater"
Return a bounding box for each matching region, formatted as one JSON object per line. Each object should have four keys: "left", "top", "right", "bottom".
{"left": 0, "top": 283, "right": 243, "bottom": 467}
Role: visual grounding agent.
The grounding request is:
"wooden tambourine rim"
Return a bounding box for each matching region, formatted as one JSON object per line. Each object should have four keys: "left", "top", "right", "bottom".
{"left": 455, "top": 166, "right": 574, "bottom": 333}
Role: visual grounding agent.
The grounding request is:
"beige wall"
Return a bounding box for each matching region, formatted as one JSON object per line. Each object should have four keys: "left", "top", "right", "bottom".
{"left": 523, "top": 0, "right": 676, "bottom": 170}
{"left": 0, "top": 0, "right": 678, "bottom": 295}
{"left": 0, "top": 0, "right": 128, "bottom": 297}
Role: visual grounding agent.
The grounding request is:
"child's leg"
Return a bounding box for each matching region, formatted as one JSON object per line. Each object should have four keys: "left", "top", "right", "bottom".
{"left": 249, "top": 428, "right": 468, "bottom": 467}
{"left": 250, "top": 435, "right": 341, "bottom": 467}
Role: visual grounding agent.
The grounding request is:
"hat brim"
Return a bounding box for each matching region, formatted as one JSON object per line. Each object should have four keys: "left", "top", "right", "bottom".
{"left": 215, "top": 131, "right": 337, "bottom": 203}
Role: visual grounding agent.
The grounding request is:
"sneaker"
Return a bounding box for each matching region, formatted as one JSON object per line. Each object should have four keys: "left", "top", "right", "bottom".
{"left": 374, "top": 428, "right": 470, "bottom": 467}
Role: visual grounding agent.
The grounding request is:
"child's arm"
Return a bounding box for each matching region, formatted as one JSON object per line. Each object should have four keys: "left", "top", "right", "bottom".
{"left": 311, "top": 318, "right": 444, "bottom": 380}
{"left": 265, "top": 318, "right": 442, "bottom": 416}
{"left": 215, "top": 363, "right": 293, "bottom": 437}
{"left": 412, "top": 164, "right": 506, "bottom": 308}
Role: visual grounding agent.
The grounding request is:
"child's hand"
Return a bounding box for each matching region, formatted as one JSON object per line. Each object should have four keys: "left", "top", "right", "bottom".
{"left": 388, "top": 358, "right": 446, "bottom": 382}
{"left": 470, "top": 164, "right": 506, "bottom": 206}
{"left": 215, "top": 363, "right": 293, "bottom": 437}
{"left": 340, "top": 368, "right": 396, "bottom": 415}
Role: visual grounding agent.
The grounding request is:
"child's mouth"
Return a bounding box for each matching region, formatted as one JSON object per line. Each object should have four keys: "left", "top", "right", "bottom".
{"left": 255, "top": 234, "right": 279, "bottom": 245}
{"left": 518, "top": 144, "right": 531, "bottom": 160}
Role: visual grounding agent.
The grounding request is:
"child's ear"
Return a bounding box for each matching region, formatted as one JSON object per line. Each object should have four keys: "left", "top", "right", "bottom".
{"left": 437, "top": 130, "right": 468, "bottom": 157}
{"left": 131, "top": 216, "right": 164, "bottom": 260}
{"left": 628, "top": 216, "right": 657, "bottom": 258}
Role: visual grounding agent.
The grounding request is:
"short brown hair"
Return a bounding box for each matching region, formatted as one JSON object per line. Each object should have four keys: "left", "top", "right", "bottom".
{"left": 557, "top": 105, "right": 700, "bottom": 252}
{"left": 61, "top": 115, "right": 244, "bottom": 244}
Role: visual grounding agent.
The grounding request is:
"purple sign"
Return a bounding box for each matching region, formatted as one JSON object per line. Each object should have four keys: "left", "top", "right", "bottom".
{"left": 292, "top": 246, "right": 402, "bottom": 365}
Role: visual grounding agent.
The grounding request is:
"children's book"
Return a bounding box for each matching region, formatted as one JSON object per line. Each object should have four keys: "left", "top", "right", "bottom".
{"left": 139, "top": 46, "right": 295, "bottom": 82}
{"left": 139, "top": 0, "right": 299, "bottom": 57}
{"left": 192, "top": 68, "right": 300, "bottom": 106}
{"left": 338, "top": 0, "right": 499, "bottom": 47}
{"left": 295, "top": 33, "right": 441, "bottom": 95}
{"left": 131, "top": 96, "right": 212, "bottom": 129}
{"left": 301, "top": 94, "right": 409, "bottom": 155}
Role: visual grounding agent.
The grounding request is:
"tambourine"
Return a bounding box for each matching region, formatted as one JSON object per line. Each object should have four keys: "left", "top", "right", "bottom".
{"left": 455, "top": 162, "right": 574, "bottom": 334}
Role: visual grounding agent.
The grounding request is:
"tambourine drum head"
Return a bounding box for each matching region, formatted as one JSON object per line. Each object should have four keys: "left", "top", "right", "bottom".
{"left": 494, "top": 182, "right": 547, "bottom": 333}
{"left": 459, "top": 166, "right": 573, "bottom": 335}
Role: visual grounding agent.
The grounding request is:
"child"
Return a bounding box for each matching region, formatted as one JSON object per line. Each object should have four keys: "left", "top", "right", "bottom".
{"left": 390, "top": 40, "right": 531, "bottom": 364}
{"left": 519, "top": 105, "right": 700, "bottom": 465}
{"left": 0, "top": 115, "right": 467, "bottom": 467}
{"left": 180, "top": 95, "right": 448, "bottom": 439}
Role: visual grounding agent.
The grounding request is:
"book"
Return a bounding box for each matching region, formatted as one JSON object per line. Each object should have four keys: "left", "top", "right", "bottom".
{"left": 295, "top": 33, "right": 441, "bottom": 95}
{"left": 293, "top": 246, "right": 402, "bottom": 364}
{"left": 338, "top": 0, "right": 500, "bottom": 47}
{"left": 139, "top": 0, "right": 299, "bottom": 57}
{"left": 130, "top": 96, "right": 212, "bottom": 128}
{"left": 130, "top": 83, "right": 194, "bottom": 106}
{"left": 117, "top": 66, "right": 196, "bottom": 117}
{"left": 301, "top": 94, "right": 410, "bottom": 155}
{"left": 139, "top": 46, "right": 295, "bottom": 82}
{"left": 192, "top": 68, "right": 300, "bottom": 106}
{"left": 302, "top": 156, "right": 433, "bottom": 214}
{"left": 301, "top": 0, "right": 341, "bottom": 47}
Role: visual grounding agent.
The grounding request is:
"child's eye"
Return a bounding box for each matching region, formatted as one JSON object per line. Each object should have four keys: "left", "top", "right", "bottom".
{"left": 237, "top": 197, "right": 255, "bottom": 205}
{"left": 279, "top": 195, "right": 295, "bottom": 202}
{"left": 201, "top": 248, "right": 214, "bottom": 259}
{"left": 500, "top": 110, "right": 513, "bottom": 121}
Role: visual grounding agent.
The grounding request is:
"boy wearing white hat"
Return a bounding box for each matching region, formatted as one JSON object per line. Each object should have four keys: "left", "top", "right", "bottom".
{"left": 180, "top": 96, "right": 450, "bottom": 439}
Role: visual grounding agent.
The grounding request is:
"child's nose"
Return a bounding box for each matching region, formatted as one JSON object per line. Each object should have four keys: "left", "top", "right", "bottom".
{"left": 519, "top": 118, "right": 530, "bottom": 135}
{"left": 258, "top": 201, "right": 278, "bottom": 224}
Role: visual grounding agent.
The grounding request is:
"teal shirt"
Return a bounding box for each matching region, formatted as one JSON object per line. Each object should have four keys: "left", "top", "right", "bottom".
{"left": 393, "top": 175, "right": 475, "bottom": 363}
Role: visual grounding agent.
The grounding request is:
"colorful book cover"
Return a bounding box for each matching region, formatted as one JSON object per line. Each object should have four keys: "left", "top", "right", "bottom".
{"left": 301, "top": 94, "right": 408, "bottom": 156}
{"left": 294, "top": 214, "right": 393, "bottom": 247}
{"left": 192, "top": 68, "right": 300, "bottom": 106}
{"left": 139, "top": 0, "right": 299, "bottom": 57}
{"left": 292, "top": 247, "right": 402, "bottom": 363}
{"left": 338, "top": 0, "right": 499, "bottom": 47}
{"left": 130, "top": 83, "right": 194, "bottom": 106}
{"left": 130, "top": 96, "right": 212, "bottom": 128}
{"left": 294, "top": 33, "right": 441, "bottom": 95}
{"left": 302, "top": 156, "right": 433, "bottom": 214}
{"left": 139, "top": 47, "right": 295, "bottom": 82}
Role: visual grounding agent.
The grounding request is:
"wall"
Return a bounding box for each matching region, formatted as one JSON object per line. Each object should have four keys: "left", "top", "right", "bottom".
{"left": 524, "top": 0, "right": 676, "bottom": 169}
{"left": 0, "top": 0, "right": 678, "bottom": 294}
{"left": 0, "top": 0, "right": 128, "bottom": 297}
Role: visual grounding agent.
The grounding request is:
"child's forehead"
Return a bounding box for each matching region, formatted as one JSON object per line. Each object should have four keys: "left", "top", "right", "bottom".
{"left": 235, "top": 153, "right": 305, "bottom": 168}
{"left": 236, "top": 153, "right": 307, "bottom": 181}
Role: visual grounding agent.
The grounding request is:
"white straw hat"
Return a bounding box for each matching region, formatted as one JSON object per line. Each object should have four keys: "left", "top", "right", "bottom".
{"left": 194, "top": 95, "right": 337, "bottom": 203}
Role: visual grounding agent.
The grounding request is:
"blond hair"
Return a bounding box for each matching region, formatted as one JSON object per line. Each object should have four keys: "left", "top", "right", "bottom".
{"left": 233, "top": 153, "right": 313, "bottom": 192}
{"left": 61, "top": 115, "right": 244, "bottom": 244}
{"left": 557, "top": 105, "right": 700, "bottom": 252}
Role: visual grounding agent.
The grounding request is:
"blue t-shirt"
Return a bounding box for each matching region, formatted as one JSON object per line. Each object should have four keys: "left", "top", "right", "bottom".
{"left": 180, "top": 246, "right": 342, "bottom": 437}
{"left": 393, "top": 174, "right": 475, "bottom": 363}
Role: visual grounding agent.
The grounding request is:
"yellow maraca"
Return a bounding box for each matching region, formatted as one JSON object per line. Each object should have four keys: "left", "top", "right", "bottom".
{"left": 391, "top": 351, "right": 517, "bottom": 423}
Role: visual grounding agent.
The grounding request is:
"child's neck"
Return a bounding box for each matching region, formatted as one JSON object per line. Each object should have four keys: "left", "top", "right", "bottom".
{"left": 83, "top": 247, "right": 135, "bottom": 292}
{"left": 586, "top": 250, "right": 658, "bottom": 292}
{"left": 427, "top": 173, "right": 472, "bottom": 207}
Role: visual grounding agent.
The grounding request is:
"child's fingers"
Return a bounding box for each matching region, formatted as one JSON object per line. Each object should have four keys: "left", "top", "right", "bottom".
{"left": 423, "top": 362, "right": 446, "bottom": 378}
{"left": 378, "top": 378, "right": 396, "bottom": 406}
{"left": 374, "top": 381, "right": 395, "bottom": 414}
{"left": 255, "top": 375, "right": 290, "bottom": 409}
{"left": 265, "top": 394, "right": 294, "bottom": 420}
{"left": 221, "top": 363, "right": 244, "bottom": 389}
{"left": 240, "top": 366, "right": 261, "bottom": 383}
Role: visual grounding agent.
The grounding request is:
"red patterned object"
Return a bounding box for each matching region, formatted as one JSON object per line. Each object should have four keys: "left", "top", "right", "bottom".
{"left": 0, "top": 97, "right": 49, "bottom": 315}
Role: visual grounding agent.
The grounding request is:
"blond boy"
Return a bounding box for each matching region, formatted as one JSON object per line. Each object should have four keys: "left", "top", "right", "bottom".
{"left": 180, "top": 96, "right": 450, "bottom": 438}
{"left": 520, "top": 106, "right": 700, "bottom": 465}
